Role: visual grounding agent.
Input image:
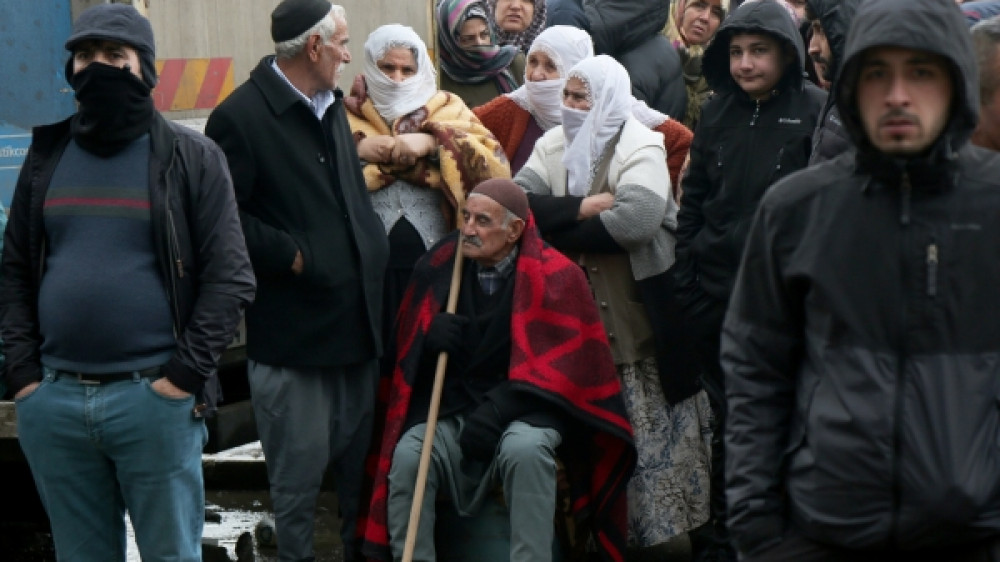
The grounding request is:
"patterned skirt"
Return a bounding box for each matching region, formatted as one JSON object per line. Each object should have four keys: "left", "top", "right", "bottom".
{"left": 620, "top": 357, "right": 713, "bottom": 546}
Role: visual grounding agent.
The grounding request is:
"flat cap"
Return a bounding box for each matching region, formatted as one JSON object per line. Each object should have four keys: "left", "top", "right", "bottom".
{"left": 271, "top": 0, "right": 332, "bottom": 42}
{"left": 64, "top": 4, "right": 158, "bottom": 87}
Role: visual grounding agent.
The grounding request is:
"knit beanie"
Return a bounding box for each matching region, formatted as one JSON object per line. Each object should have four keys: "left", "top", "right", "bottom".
{"left": 470, "top": 178, "right": 529, "bottom": 220}
{"left": 65, "top": 4, "right": 158, "bottom": 88}
{"left": 271, "top": 0, "right": 332, "bottom": 42}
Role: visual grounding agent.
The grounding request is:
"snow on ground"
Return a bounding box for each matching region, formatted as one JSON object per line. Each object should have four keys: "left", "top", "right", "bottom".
{"left": 127, "top": 442, "right": 270, "bottom": 561}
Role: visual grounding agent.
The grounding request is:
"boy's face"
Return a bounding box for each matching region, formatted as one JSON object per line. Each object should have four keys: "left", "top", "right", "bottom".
{"left": 729, "top": 33, "right": 787, "bottom": 100}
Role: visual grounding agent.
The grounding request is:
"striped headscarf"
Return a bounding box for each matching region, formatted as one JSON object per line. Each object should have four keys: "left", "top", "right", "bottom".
{"left": 437, "top": 0, "right": 520, "bottom": 92}
{"left": 486, "top": 0, "right": 548, "bottom": 54}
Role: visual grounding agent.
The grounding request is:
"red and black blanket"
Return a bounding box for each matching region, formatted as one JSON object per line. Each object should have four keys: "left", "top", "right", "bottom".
{"left": 359, "top": 215, "right": 636, "bottom": 561}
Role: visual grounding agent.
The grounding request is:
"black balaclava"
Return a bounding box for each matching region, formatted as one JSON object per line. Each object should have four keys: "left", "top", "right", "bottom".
{"left": 64, "top": 4, "right": 157, "bottom": 157}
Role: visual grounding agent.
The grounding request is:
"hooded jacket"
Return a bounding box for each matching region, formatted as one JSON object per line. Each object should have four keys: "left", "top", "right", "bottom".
{"left": 584, "top": 0, "right": 687, "bottom": 118}
{"left": 674, "top": 0, "right": 825, "bottom": 318}
{"left": 723, "top": 0, "right": 1000, "bottom": 555}
{"left": 806, "top": 0, "right": 861, "bottom": 163}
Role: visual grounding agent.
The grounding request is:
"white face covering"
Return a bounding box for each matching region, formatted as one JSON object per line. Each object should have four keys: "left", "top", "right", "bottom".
{"left": 507, "top": 25, "right": 594, "bottom": 131}
{"left": 560, "top": 105, "right": 588, "bottom": 146}
{"left": 560, "top": 55, "right": 633, "bottom": 197}
{"left": 362, "top": 24, "right": 439, "bottom": 123}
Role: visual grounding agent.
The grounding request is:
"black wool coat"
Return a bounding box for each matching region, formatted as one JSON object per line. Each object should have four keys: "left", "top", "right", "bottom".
{"left": 206, "top": 57, "right": 389, "bottom": 367}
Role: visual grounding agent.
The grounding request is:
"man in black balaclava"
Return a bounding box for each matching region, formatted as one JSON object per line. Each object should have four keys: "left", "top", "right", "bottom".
{"left": 0, "top": 4, "right": 255, "bottom": 561}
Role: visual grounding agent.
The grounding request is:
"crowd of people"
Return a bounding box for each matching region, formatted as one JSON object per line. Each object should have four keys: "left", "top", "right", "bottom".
{"left": 7, "top": 0, "right": 1000, "bottom": 561}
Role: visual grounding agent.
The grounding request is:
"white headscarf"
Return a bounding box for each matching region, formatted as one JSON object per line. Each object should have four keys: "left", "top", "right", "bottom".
{"left": 508, "top": 26, "right": 669, "bottom": 135}
{"left": 561, "top": 55, "right": 633, "bottom": 197}
{"left": 362, "top": 24, "right": 439, "bottom": 123}
{"left": 507, "top": 25, "right": 593, "bottom": 131}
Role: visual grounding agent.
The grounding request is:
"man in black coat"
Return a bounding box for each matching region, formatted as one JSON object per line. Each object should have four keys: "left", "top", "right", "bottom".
{"left": 2, "top": 4, "right": 255, "bottom": 561}
{"left": 805, "top": 0, "right": 861, "bottom": 163}
{"left": 584, "top": 0, "right": 688, "bottom": 119}
{"left": 204, "top": 0, "right": 388, "bottom": 560}
{"left": 724, "top": 0, "right": 1000, "bottom": 559}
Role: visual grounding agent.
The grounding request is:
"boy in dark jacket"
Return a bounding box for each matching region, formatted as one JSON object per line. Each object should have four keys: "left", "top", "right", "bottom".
{"left": 673, "top": 1, "right": 825, "bottom": 559}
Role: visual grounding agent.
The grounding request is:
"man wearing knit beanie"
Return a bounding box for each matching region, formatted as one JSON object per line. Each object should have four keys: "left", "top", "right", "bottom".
{"left": 206, "top": 2, "right": 388, "bottom": 561}
{"left": 2, "top": 3, "right": 256, "bottom": 562}
{"left": 360, "top": 177, "right": 636, "bottom": 562}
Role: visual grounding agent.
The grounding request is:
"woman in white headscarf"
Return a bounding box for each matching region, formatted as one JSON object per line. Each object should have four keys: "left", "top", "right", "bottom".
{"left": 475, "top": 26, "right": 692, "bottom": 190}
{"left": 345, "top": 24, "right": 510, "bottom": 348}
{"left": 514, "top": 54, "right": 713, "bottom": 549}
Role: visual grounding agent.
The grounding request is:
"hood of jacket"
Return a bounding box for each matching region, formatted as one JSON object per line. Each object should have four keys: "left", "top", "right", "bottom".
{"left": 836, "top": 0, "right": 978, "bottom": 162}
{"left": 805, "top": 0, "right": 861, "bottom": 82}
{"left": 584, "top": 0, "right": 670, "bottom": 56}
{"left": 703, "top": 0, "right": 807, "bottom": 96}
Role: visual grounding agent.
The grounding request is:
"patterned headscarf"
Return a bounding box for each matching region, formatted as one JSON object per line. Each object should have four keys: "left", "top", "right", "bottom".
{"left": 486, "top": 0, "right": 548, "bottom": 54}
{"left": 362, "top": 24, "right": 439, "bottom": 123}
{"left": 437, "top": 0, "right": 520, "bottom": 91}
{"left": 561, "top": 55, "right": 633, "bottom": 197}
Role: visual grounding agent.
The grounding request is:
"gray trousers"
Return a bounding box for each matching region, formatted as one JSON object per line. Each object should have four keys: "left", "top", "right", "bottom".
{"left": 387, "top": 417, "right": 561, "bottom": 562}
{"left": 249, "top": 359, "right": 378, "bottom": 562}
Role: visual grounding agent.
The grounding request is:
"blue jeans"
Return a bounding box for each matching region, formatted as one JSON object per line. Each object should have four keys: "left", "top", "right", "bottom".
{"left": 16, "top": 369, "right": 207, "bottom": 562}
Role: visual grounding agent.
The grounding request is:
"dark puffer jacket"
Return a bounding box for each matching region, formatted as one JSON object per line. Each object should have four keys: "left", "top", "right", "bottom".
{"left": 673, "top": 0, "right": 825, "bottom": 322}
{"left": 805, "top": 0, "right": 861, "bottom": 164}
{"left": 584, "top": 0, "right": 687, "bottom": 118}
{"left": 723, "top": 0, "right": 1000, "bottom": 556}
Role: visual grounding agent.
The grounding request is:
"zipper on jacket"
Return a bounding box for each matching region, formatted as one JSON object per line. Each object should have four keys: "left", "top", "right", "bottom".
{"left": 926, "top": 240, "right": 938, "bottom": 298}
{"left": 750, "top": 99, "right": 762, "bottom": 126}
{"left": 160, "top": 138, "right": 183, "bottom": 334}
{"left": 167, "top": 208, "right": 184, "bottom": 279}
{"left": 767, "top": 146, "right": 786, "bottom": 185}
{"left": 899, "top": 172, "right": 912, "bottom": 226}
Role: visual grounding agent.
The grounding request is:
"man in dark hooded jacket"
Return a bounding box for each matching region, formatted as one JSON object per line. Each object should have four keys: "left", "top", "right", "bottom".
{"left": 805, "top": 0, "right": 861, "bottom": 163}
{"left": 723, "top": 0, "right": 1000, "bottom": 559}
{"left": 584, "top": 0, "right": 687, "bottom": 118}
{"left": 673, "top": 1, "right": 825, "bottom": 558}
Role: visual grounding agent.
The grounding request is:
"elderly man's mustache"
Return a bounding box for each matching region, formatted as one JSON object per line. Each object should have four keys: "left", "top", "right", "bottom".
{"left": 462, "top": 235, "right": 484, "bottom": 247}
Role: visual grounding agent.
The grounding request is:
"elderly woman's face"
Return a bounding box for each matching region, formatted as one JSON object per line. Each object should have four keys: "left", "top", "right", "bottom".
{"left": 562, "top": 76, "right": 591, "bottom": 111}
{"left": 680, "top": 0, "right": 724, "bottom": 46}
{"left": 495, "top": 0, "right": 535, "bottom": 33}
{"left": 458, "top": 16, "right": 492, "bottom": 49}
{"left": 376, "top": 47, "right": 417, "bottom": 83}
{"left": 526, "top": 50, "right": 558, "bottom": 82}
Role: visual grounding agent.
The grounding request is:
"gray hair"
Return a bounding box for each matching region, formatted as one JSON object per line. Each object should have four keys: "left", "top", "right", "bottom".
{"left": 501, "top": 208, "right": 518, "bottom": 227}
{"left": 274, "top": 5, "right": 346, "bottom": 59}
{"left": 972, "top": 16, "right": 1000, "bottom": 105}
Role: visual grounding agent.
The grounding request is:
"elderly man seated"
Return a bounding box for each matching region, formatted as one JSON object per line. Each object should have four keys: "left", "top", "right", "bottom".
{"left": 359, "top": 179, "right": 636, "bottom": 562}
{"left": 345, "top": 24, "right": 510, "bottom": 352}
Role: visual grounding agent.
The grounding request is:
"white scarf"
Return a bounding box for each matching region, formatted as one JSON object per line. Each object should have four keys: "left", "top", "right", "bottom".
{"left": 507, "top": 25, "right": 593, "bottom": 131}
{"left": 362, "top": 24, "right": 438, "bottom": 123}
{"left": 561, "top": 56, "right": 633, "bottom": 197}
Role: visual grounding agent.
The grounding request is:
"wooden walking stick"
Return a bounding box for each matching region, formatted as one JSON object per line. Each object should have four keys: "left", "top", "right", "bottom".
{"left": 401, "top": 238, "right": 465, "bottom": 562}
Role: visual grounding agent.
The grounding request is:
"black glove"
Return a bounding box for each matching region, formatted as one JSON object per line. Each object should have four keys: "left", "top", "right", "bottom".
{"left": 459, "top": 399, "right": 507, "bottom": 462}
{"left": 424, "top": 313, "right": 470, "bottom": 358}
